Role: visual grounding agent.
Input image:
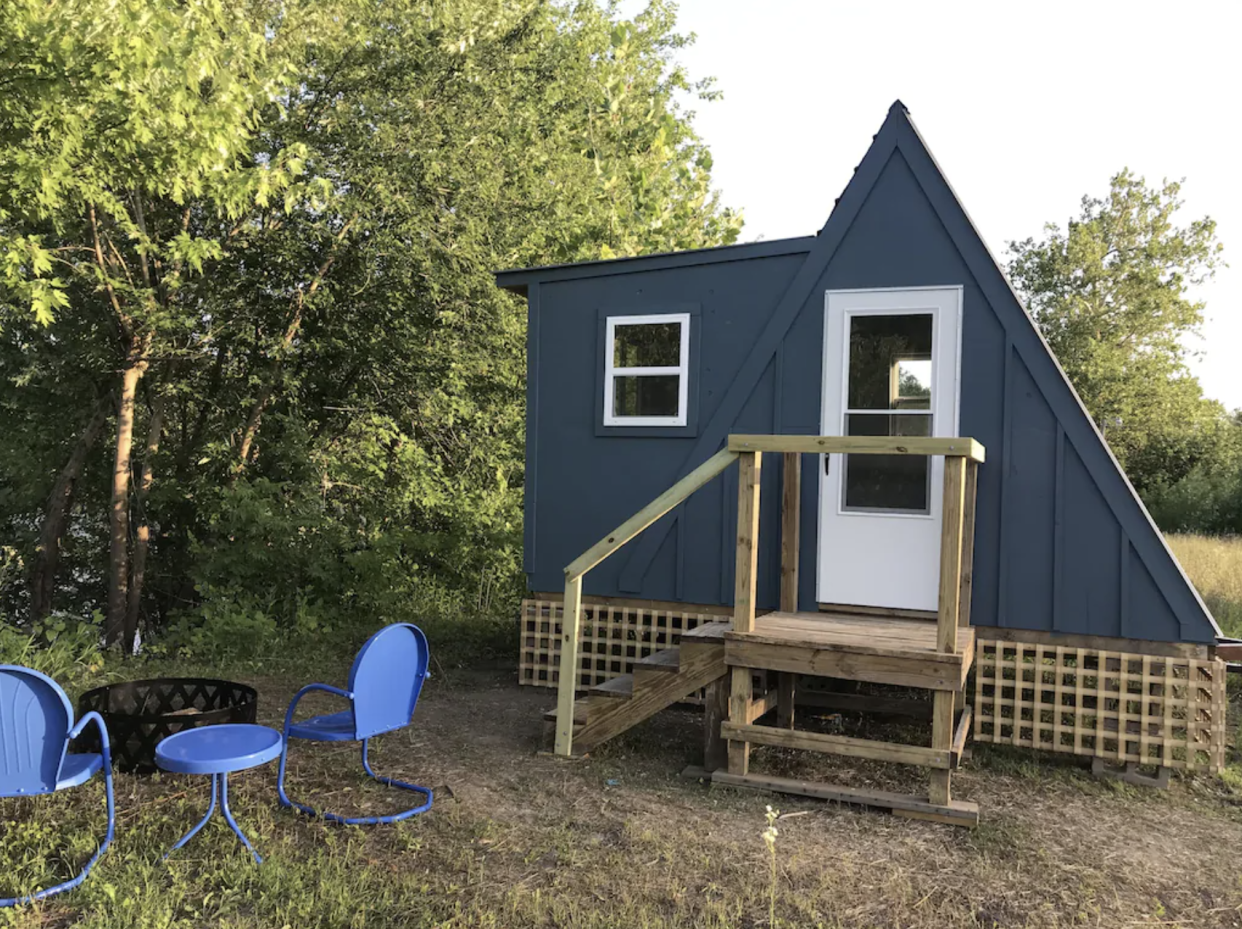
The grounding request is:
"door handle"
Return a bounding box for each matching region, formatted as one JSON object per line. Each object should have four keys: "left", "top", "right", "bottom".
{"left": 823, "top": 453, "right": 830, "bottom": 476}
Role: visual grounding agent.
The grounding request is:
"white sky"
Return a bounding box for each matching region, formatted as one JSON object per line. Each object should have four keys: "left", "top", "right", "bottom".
{"left": 622, "top": 0, "right": 1242, "bottom": 410}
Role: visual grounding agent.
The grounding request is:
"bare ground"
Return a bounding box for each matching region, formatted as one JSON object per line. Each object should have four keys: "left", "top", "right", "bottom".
{"left": 280, "top": 669, "right": 1242, "bottom": 928}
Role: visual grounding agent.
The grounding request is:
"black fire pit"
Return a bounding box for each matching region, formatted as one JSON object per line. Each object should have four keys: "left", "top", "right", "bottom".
{"left": 76, "top": 678, "right": 258, "bottom": 773}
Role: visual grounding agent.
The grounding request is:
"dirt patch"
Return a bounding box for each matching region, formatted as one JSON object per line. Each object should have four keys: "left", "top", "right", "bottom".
{"left": 267, "top": 669, "right": 1242, "bottom": 928}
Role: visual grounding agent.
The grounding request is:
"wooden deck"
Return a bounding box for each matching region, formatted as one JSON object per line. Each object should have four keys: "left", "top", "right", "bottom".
{"left": 550, "top": 435, "right": 985, "bottom": 826}
{"left": 725, "top": 611, "right": 974, "bottom": 692}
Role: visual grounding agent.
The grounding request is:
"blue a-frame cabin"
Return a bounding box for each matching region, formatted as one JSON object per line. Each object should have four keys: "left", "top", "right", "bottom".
{"left": 495, "top": 103, "right": 1227, "bottom": 812}
{"left": 497, "top": 101, "right": 1220, "bottom": 649}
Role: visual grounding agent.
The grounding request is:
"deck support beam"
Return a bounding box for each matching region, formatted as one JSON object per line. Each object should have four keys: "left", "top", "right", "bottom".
{"left": 728, "top": 667, "right": 753, "bottom": 775}
{"left": 703, "top": 676, "right": 729, "bottom": 773}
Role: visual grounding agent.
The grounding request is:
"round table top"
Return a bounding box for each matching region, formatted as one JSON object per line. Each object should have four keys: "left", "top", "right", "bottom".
{"left": 155, "top": 724, "right": 283, "bottom": 775}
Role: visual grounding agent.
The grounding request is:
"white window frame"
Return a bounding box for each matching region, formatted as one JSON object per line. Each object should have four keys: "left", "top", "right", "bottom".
{"left": 602, "top": 312, "right": 691, "bottom": 427}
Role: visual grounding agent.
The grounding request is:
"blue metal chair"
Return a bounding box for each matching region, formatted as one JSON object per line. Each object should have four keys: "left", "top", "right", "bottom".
{"left": 277, "top": 623, "right": 433, "bottom": 824}
{"left": 0, "top": 665, "right": 115, "bottom": 908}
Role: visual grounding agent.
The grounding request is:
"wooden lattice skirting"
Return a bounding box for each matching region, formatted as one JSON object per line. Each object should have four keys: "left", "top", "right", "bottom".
{"left": 973, "top": 639, "right": 1227, "bottom": 773}
{"left": 520, "top": 597, "right": 732, "bottom": 690}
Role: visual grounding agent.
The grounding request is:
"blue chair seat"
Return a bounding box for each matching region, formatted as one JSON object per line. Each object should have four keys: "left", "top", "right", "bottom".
{"left": 288, "top": 710, "right": 356, "bottom": 742}
{"left": 55, "top": 754, "right": 104, "bottom": 791}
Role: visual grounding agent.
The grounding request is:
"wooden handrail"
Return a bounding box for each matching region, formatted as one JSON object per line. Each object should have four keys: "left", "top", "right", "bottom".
{"left": 728, "top": 434, "right": 985, "bottom": 463}
{"left": 564, "top": 446, "right": 740, "bottom": 580}
{"left": 554, "top": 445, "right": 739, "bottom": 756}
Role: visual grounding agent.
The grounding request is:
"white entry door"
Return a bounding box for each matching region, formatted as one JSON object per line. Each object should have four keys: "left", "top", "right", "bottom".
{"left": 816, "top": 287, "right": 962, "bottom": 611}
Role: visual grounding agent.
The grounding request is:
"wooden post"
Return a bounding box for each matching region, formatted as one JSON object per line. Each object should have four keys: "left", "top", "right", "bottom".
{"left": 779, "top": 452, "right": 801, "bottom": 612}
{"left": 731, "top": 451, "right": 760, "bottom": 772}
{"left": 931, "top": 455, "right": 967, "bottom": 805}
{"left": 553, "top": 575, "right": 584, "bottom": 756}
{"left": 728, "top": 666, "right": 753, "bottom": 774}
{"left": 733, "top": 450, "right": 762, "bottom": 634}
{"left": 777, "top": 451, "right": 800, "bottom": 730}
{"left": 704, "top": 676, "right": 729, "bottom": 772}
{"left": 958, "top": 459, "right": 978, "bottom": 628}
{"left": 937, "top": 456, "right": 967, "bottom": 655}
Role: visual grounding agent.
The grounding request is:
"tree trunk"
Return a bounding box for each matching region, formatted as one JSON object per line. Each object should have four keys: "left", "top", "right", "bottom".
{"left": 106, "top": 341, "right": 149, "bottom": 650}
{"left": 234, "top": 216, "right": 356, "bottom": 477}
{"left": 30, "top": 397, "right": 111, "bottom": 619}
{"left": 124, "top": 390, "right": 167, "bottom": 645}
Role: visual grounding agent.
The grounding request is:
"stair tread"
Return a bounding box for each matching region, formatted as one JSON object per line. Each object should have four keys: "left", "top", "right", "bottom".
{"left": 635, "top": 647, "right": 681, "bottom": 672}
{"left": 680, "top": 621, "right": 730, "bottom": 643}
{"left": 591, "top": 675, "right": 635, "bottom": 698}
{"left": 543, "top": 693, "right": 617, "bottom": 723}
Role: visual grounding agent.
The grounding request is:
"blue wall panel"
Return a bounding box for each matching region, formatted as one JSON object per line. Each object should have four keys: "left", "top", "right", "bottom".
{"left": 1061, "top": 441, "right": 1123, "bottom": 638}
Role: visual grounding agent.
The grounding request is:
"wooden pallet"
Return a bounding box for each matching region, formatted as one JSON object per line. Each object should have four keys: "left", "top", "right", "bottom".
{"left": 973, "top": 639, "right": 1228, "bottom": 773}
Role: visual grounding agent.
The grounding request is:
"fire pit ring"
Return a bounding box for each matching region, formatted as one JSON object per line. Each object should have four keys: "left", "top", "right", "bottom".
{"left": 76, "top": 678, "right": 258, "bottom": 773}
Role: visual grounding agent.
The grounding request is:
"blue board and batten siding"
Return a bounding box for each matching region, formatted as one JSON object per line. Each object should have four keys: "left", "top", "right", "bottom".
{"left": 497, "top": 102, "right": 1220, "bottom": 646}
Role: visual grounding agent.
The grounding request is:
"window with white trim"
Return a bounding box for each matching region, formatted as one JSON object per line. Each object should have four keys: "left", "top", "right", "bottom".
{"left": 602, "top": 313, "right": 690, "bottom": 427}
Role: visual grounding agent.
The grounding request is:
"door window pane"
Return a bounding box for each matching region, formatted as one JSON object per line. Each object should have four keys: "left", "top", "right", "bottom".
{"left": 847, "top": 314, "right": 934, "bottom": 410}
{"left": 841, "top": 413, "right": 931, "bottom": 513}
{"left": 613, "top": 322, "right": 682, "bottom": 367}
{"left": 613, "top": 375, "right": 680, "bottom": 418}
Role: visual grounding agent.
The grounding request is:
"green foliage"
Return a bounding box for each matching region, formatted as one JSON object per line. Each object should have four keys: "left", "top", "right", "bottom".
{"left": 0, "top": 0, "right": 314, "bottom": 327}
{"left": 1007, "top": 170, "right": 1234, "bottom": 499}
{"left": 0, "top": 612, "right": 104, "bottom": 690}
{"left": 0, "top": 0, "right": 741, "bottom": 644}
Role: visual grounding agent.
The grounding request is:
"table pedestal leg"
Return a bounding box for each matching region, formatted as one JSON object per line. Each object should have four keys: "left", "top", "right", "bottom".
{"left": 165, "top": 773, "right": 218, "bottom": 859}
{"left": 165, "top": 772, "right": 263, "bottom": 864}
{"left": 220, "top": 772, "right": 263, "bottom": 864}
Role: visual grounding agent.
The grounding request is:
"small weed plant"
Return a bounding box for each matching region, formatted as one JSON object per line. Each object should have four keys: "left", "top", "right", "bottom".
{"left": 762, "top": 804, "right": 779, "bottom": 927}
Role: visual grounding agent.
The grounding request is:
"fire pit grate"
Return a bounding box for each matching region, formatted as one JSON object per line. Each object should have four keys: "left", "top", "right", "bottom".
{"left": 76, "top": 678, "right": 258, "bottom": 773}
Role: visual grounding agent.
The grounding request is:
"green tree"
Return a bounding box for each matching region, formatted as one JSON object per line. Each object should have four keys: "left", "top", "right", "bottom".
{"left": 1007, "top": 170, "right": 1230, "bottom": 494}
{"left": 0, "top": 0, "right": 741, "bottom": 648}
{"left": 0, "top": 0, "right": 329, "bottom": 648}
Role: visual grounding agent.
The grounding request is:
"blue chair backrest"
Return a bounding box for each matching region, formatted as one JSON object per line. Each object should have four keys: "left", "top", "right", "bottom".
{"left": 0, "top": 665, "right": 73, "bottom": 796}
{"left": 347, "top": 624, "right": 429, "bottom": 740}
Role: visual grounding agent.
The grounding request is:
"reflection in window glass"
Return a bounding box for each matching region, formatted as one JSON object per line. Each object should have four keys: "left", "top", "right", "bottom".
{"left": 847, "top": 314, "right": 933, "bottom": 410}
{"left": 613, "top": 322, "right": 682, "bottom": 368}
{"left": 612, "top": 375, "right": 680, "bottom": 418}
{"left": 894, "top": 359, "right": 931, "bottom": 409}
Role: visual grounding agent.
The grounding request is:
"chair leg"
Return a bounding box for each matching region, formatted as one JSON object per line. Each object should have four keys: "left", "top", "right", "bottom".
{"left": 277, "top": 737, "right": 433, "bottom": 826}
{"left": 1, "top": 766, "right": 116, "bottom": 908}
{"left": 358, "top": 738, "right": 433, "bottom": 824}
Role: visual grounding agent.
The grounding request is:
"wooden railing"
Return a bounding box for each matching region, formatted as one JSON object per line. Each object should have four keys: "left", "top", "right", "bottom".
{"left": 726, "top": 434, "right": 983, "bottom": 809}
{"left": 555, "top": 447, "right": 739, "bottom": 754}
{"left": 554, "top": 434, "right": 985, "bottom": 756}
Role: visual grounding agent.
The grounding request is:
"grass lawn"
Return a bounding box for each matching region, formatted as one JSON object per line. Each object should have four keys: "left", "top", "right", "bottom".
{"left": 2, "top": 537, "right": 1240, "bottom": 928}
{"left": 1168, "top": 533, "right": 1242, "bottom": 639}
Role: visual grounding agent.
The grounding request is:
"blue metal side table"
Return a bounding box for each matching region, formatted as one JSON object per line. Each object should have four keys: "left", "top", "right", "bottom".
{"left": 155, "top": 723, "right": 283, "bottom": 864}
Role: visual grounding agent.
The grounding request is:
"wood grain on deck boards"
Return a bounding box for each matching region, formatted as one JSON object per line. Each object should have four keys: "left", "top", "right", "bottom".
{"left": 726, "top": 611, "right": 974, "bottom": 659}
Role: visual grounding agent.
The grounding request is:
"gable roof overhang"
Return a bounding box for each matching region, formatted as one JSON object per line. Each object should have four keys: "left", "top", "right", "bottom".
{"left": 493, "top": 236, "right": 816, "bottom": 296}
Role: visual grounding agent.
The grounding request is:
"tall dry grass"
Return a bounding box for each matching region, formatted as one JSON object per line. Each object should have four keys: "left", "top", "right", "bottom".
{"left": 1167, "top": 533, "right": 1242, "bottom": 639}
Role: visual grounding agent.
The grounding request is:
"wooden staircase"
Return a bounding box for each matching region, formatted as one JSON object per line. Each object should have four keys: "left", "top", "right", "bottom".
{"left": 545, "top": 622, "right": 729, "bottom": 753}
